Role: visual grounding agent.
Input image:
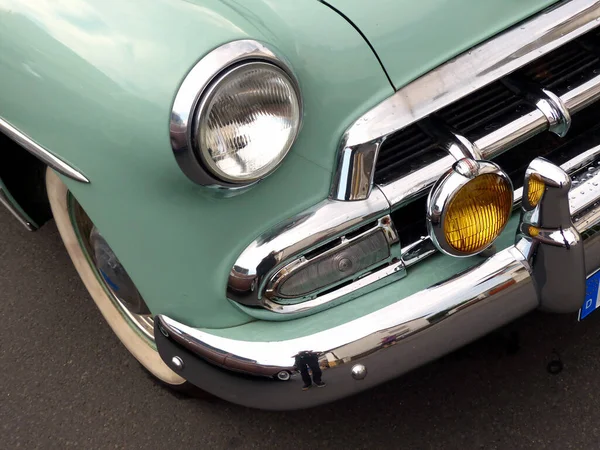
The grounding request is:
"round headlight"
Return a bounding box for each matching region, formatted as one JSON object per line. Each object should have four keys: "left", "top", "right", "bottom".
{"left": 427, "top": 159, "right": 513, "bottom": 257}
{"left": 195, "top": 61, "right": 301, "bottom": 184}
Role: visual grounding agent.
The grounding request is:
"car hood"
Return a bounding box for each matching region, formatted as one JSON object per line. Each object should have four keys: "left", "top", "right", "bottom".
{"left": 322, "top": 0, "right": 560, "bottom": 90}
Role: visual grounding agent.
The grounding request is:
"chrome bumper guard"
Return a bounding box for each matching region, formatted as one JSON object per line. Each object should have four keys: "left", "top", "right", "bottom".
{"left": 155, "top": 157, "right": 600, "bottom": 410}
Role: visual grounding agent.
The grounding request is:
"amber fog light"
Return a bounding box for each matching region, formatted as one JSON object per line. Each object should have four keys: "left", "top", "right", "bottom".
{"left": 427, "top": 159, "right": 513, "bottom": 257}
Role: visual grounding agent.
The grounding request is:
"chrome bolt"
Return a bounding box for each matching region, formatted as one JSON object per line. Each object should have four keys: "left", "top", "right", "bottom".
{"left": 171, "top": 356, "right": 184, "bottom": 371}
{"left": 454, "top": 159, "right": 479, "bottom": 178}
{"left": 338, "top": 257, "right": 353, "bottom": 272}
{"left": 158, "top": 323, "right": 169, "bottom": 337}
{"left": 351, "top": 364, "right": 367, "bottom": 380}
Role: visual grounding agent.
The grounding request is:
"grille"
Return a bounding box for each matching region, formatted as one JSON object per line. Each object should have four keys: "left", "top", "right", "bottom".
{"left": 376, "top": 29, "right": 600, "bottom": 185}
{"left": 374, "top": 25, "right": 600, "bottom": 250}
{"left": 392, "top": 101, "right": 600, "bottom": 248}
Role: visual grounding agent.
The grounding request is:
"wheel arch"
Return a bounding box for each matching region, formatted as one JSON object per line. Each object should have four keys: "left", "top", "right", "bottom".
{"left": 0, "top": 130, "right": 52, "bottom": 229}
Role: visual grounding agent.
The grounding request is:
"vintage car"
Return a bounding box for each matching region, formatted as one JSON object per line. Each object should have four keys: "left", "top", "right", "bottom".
{"left": 2, "top": 0, "right": 600, "bottom": 410}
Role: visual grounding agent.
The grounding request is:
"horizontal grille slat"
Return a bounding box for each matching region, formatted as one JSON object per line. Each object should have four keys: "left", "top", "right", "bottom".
{"left": 451, "top": 97, "right": 524, "bottom": 134}
{"left": 522, "top": 42, "right": 588, "bottom": 82}
{"left": 541, "top": 52, "right": 597, "bottom": 85}
{"left": 374, "top": 24, "right": 600, "bottom": 185}
{"left": 526, "top": 41, "right": 600, "bottom": 92}
{"left": 438, "top": 83, "right": 510, "bottom": 119}
{"left": 376, "top": 147, "right": 446, "bottom": 185}
{"left": 370, "top": 21, "right": 600, "bottom": 256}
{"left": 377, "top": 127, "right": 432, "bottom": 164}
{"left": 546, "top": 59, "right": 600, "bottom": 94}
{"left": 392, "top": 100, "right": 600, "bottom": 248}
{"left": 438, "top": 83, "right": 522, "bottom": 133}
{"left": 375, "top": 124, "right": 437, "bottom": 183}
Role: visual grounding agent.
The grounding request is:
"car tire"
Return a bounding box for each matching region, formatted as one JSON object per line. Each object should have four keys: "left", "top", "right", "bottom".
{"left": 46, "top": 168, "right": 204, "bottom": 394}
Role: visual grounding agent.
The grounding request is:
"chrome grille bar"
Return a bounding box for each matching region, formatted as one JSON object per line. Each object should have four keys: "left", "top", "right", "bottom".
{"left": 381, "top": 69, "right": 600, "bottom": 209}
{"left": 502, "top": 76, "right": 571, "bottom": 137}
{"left": 332, "top": 0, "right": 600, "bottom": 202}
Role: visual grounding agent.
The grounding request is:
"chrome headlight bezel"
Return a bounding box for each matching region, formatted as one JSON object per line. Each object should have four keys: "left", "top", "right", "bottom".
{"left": 170, "top": 40, "right": 302, "bottom": 189}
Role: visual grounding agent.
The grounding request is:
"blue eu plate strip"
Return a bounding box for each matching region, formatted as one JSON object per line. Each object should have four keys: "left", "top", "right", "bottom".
{"left": 579, "top": 270, "right": 600, "bottom": 321}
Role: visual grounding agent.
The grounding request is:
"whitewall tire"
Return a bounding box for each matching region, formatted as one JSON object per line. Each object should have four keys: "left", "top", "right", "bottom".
{"left": 46, "top": 168, "right": 186, "bottom": 386}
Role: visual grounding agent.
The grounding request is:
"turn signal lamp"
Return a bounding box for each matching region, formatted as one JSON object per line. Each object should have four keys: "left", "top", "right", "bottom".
{"left": 263, "top": 217, "right": 399, "bottom": 304}
{"left": 526, "top": 173, "right": 545, "bottom": 207}
{"left": 274, "top": 231, "right": 390, "bottom": 298}
{"left": 427, "top": 159, "right": 514, "bottom": 257}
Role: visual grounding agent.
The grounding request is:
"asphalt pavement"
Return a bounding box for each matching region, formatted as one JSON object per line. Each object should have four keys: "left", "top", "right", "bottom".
{"left": 2, "top": 209, "right": 600, "bottom": 449}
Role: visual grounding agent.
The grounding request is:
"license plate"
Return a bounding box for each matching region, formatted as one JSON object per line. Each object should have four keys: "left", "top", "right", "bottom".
{"left": 579, "top": 270, "right": 600, "bottom": 320}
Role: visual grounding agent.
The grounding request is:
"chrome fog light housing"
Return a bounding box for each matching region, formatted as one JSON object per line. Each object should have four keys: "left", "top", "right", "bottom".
{"left": 427, "top": 159, "right": 514, "bottom": 257}
{"left": 170, "top": 40, "right": 302, "bottom": 189}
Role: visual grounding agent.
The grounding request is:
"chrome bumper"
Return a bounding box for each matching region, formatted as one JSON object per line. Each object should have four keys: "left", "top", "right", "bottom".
{"left": 154, "top": 157, "right": 600, "bottom": 410}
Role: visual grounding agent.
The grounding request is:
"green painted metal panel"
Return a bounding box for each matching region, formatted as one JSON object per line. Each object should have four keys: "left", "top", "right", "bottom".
{"left": 323, "top": 0, "right": 559, "bottom": 90}
{"left": 0, "top": 0, "right": 554, "bottom": 335}
{"left": 0, "top": 0, "right": 392, "bottom": 327}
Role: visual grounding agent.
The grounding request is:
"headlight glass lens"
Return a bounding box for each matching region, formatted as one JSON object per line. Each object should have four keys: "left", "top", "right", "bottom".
{"left": 443, "top": 173, "right": 513, "bottom": 254}
{"left": 197, "top": 62, "right": 301, "bottom": 183}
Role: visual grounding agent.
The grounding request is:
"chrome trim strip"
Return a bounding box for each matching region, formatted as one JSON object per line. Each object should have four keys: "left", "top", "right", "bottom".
{"left": 419, "top": 117, "right": 482, "bottom": 161}
{"left": 227, "top": 187, "right": 391, "bottom": 311}
{"left": 562, "top": 73, "right": 600, "bottom": 112}
{"left": 380, "top": 61, "right": 600, "bottom": 209}
{"left": 170, "top": 40, "right": 301, "bottom": 189}
{"left": 381, "top": 154, "right": 456, "bottom": 209}
{"left": 502, "top": 77, "right": 571, "bottom": 137}
{"left": 0, "top": 117, "right": 89, "bottom": 184}
{"left": 154, "top": 157, "right": 600, "bottom": 410}
{"left": 561, "top": 143, "right": 600, "bottom": 175}
{"left": 332, "top": 0, "right": 600, "bottom": 201}
{"left": 0, "top": 187, "right": 35, "bottom": 231}
{"left": 473, "top": 111, "right": 549, "bottom": 162}
{"left": 157, "top": 247, "right": 538, "bottom": 410}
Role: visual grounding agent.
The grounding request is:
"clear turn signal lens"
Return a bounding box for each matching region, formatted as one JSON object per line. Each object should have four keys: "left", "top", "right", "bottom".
{"left": 273, "top": 231, "right": 390, "bottom": 300}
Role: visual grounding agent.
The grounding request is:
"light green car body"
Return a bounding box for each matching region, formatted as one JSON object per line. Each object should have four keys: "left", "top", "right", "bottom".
{"left": 0, "top": 0, "right": 557, "bottom": 337}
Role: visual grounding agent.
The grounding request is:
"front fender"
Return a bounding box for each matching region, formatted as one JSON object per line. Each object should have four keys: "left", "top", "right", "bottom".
{"left": 0, "top": 0, "right": 393, "bottom": 327}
